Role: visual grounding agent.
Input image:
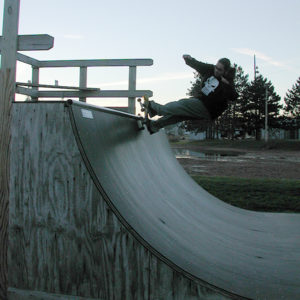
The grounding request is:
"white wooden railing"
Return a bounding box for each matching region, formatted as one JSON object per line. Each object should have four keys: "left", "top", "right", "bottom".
{"left": 15, "top": 52, "right": 153, "bottom": 114}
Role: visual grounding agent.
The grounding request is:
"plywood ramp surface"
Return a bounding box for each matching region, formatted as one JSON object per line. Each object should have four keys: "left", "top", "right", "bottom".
{"left": 9, "top": 101, "right": 300, "bottom": 300}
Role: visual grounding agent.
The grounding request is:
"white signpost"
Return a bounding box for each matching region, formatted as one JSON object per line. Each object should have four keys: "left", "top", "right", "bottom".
{"left": 0, "top": 1, "right": 54, "bottom": 298}
{"left": 0, "top": 34, "right": 54, "bottom": 51}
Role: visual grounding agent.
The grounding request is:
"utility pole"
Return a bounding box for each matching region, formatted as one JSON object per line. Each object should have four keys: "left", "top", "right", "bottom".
{"left": 0, "top": 1, "right": 20, "bottom": 299}
{"left": 254, "top": 54, "right": 256, "bottom": 81}
{"left": 265, "top": 88, "right": 268, "bottom": 142}
{"left": 254, "top": 54, "right": 259, "bottom": 139}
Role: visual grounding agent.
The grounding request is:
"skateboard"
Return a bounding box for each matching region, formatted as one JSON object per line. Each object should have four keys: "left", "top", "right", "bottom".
{"left": 137, "top": 96, "right": 150, "bottom": 130}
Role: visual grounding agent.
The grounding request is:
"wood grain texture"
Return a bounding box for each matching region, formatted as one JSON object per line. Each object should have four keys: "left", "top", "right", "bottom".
{"left": 8, "top": 287, "right": 101, "bottom": 300}
{"left": 9, "top": 102, "right": 231, "bottom": 299}
{"left": 149, "top": 256, "right": 230, "bottom": 300}
{"left": 0, "top": 68, "right": 13, "bottom": 300}
{"left": 1, "top": 0, "right": 20, "bottom": 298}
{"left": 9, "top": 103, "right": 150, "bottom": 299}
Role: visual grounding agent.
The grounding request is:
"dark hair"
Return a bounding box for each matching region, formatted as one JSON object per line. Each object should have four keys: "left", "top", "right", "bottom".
{"left": 218, "top": 58, "right": 236, "bottom": 83}
{"left": 218, "top": 58, "right": 231, "bottom": 72}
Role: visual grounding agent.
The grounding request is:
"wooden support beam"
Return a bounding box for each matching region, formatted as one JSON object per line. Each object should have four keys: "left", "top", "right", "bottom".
{"left": 31, "top": 67, "right": 39, "bottom": 101}
{"left": 16, "top": 81, "right": 100, "bottom": 91}
{"left": 38, "top": 58, "right": 153, "bottom": 68}
{"left": 15, "top": 86, "right": 37, "bottom": 97}
{"left": 0, "top": 1, "right": 20, "bottom": 299}
{"left": 128, "top": 66, "right": 137, "bottom": 114}
{"left": 33, "top": 90, "right": 152, "bottom": 98}
{"left": 79, "top": 67, "right": 87, "bottom": 102}
{"left": 15, "top": 87, "right": 151, "bottom": 100}
{"left": 16, "top": 52, "right": 40, "bottom": 66}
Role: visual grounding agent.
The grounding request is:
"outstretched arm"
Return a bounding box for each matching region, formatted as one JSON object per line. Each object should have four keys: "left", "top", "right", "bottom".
{"left": 183, "top": 54, "right": 214, "bottom": 76}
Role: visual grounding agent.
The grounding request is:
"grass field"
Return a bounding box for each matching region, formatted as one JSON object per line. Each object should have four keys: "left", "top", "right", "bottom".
{"left": 170, "top": 139, "right": 300, "bottom": 212}
{"left": 192, "top": 176, "right": 300, "bottom": 213}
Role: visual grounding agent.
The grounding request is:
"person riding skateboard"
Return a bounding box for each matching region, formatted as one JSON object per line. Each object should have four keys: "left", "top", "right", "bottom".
{"left": 143, "top": 55, "right": 238, "bottom": 134}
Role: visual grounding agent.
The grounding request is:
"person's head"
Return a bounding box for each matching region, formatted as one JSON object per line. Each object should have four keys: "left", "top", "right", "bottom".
{"left": 214, "top": 58, "right": 231, "bottom": 78}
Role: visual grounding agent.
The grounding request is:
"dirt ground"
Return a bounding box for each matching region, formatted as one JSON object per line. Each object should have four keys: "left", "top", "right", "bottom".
{"left": 172, "top": 145, "right": 300, "bottom": 180}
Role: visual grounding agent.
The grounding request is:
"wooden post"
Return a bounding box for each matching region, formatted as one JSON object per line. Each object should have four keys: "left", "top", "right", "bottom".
{"left": 0, "top": 1, "right": 20, "bottom": 299}
{"left": 128, "top": 66, "right": 136, "bottom": 114}
{"left": 79, "top": 66, "right": 87, "bottom": 102}
{"left": 31, "top": 66, "right": 39, "bottom": 101}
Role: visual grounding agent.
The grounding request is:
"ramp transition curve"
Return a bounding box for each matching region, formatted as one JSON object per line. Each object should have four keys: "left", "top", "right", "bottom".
{"left": 66, "top": 100, "right": 300, "bottom": 300}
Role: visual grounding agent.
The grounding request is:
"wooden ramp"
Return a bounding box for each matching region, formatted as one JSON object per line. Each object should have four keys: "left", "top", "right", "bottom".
{"left": 9, "top": 101, "right": 300, "bottom": 300}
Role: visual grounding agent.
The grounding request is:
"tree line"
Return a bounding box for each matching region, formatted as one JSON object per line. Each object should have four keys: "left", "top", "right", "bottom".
{"left": 186, "top": 65, "right": 300, "bottom": 140}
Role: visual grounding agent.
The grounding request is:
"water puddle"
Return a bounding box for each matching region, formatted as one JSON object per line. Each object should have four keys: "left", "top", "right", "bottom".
{"left": 172, "top": 148, "right": 246, "bottom": 162}
{"left": 172, "top": 148, "right": 300, "bottom": 163}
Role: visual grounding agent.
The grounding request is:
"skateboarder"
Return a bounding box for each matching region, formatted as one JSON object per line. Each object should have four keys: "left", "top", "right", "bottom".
{"left": 143, "top": 55, "right": 238, "bottom": 134}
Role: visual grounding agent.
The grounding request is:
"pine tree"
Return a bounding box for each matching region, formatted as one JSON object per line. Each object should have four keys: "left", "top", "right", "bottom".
{"left": 284, "top": 77, "right": 300, "bottom": 118}
{"left": 243, "top": 72, "right": 282, "bottom": 140}
{"left": 216, "top": 64, "right": 249, "bottom": 139}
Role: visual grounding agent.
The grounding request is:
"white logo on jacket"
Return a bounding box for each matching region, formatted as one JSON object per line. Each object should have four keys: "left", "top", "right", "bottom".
{"left": 201, "top": 76, "right": 219, "bottom": 96}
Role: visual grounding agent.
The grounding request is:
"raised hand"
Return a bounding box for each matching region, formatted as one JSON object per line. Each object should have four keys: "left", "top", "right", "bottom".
{"left": 183, "top": 54, "right": 192, "bottom": 60}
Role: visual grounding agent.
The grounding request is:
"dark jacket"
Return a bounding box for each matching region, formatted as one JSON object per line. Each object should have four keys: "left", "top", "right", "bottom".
{"left": 184, "top": 56, "right": 238, "bottom": 120}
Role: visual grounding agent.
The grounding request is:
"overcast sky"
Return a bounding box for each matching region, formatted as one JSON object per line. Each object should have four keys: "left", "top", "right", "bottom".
{"left": 1, "top": 0, "right": 299, "bottom": 107}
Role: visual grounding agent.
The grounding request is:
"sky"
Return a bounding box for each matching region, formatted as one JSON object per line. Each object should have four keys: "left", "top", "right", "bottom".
{"left": 1, "top": 0, "right": 299, "bottom": 108}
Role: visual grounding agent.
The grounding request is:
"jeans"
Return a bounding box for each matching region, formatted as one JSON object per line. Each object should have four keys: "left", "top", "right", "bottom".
{"left": 149, "top": 97, "right": 211, "bottom": 132}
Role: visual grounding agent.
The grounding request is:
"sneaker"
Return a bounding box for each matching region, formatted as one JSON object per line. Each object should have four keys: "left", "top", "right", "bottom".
{"left": 146, "top": 119, "right": 159, "bottom": 135}
{"left": 148, "top": 101, "right": 157, "bottom": 118}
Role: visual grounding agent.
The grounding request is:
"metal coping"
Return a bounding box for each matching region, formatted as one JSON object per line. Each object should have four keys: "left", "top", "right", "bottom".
{"left": 66, "top": 100, "right": 141, "bottom": 120}
{"left": 13, "top": 99, "right": 142, "bottom": 121}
